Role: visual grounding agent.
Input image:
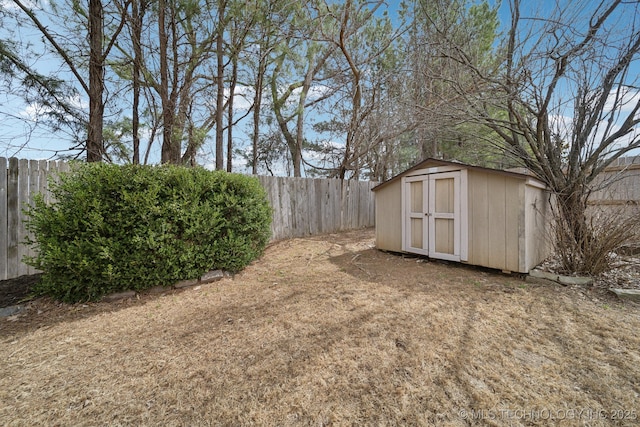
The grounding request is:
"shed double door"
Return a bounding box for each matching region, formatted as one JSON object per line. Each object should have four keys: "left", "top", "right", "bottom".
{"left": 402, "top": 172, "right": 463, "bottom": 262}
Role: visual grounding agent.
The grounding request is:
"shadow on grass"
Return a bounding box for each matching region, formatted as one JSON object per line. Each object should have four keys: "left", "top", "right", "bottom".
{"left": 0, "top": 281, "right": 209, "bottom": 338}
{"left": 328, "top": 247, "right": 527, "bottom": 294}
{"left": 0, "top": 274, "right": 41, "bottom": 308}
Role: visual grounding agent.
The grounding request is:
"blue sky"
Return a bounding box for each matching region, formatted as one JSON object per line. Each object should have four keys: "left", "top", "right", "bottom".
{"left": 1, "top": 0, "right": 638, "bottom": 165}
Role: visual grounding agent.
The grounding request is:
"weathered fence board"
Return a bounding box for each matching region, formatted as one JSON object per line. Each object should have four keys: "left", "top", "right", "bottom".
{"left": 2, "top": 158, "right": 377, "bottom": 280}
{"left": 0, "top": 157, "right": 7, "bottom": 281}
{"left": 257, "top": 175, "right": 376, "bottom": 241}
{"left": 28, "top": 160, "right": 39, "bottom": 275}
{"left": 588, "top": 156, "right": 640, "bottom": 221}
{"left": 17, "top": 159, "right": 29, "bottom": 277}
{"left": 7, "top": 158, "right": 19, "bottom": 280}
{"left": 1, "top": 158, "right": 73, "bottom": 279}
{"left": 590, "top": 163, "right": 640, "bottom": 201}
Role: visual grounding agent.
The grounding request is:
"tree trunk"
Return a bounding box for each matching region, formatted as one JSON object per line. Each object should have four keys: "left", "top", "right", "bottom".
{"left": 131, "top": 0, "right": 144, "bottom": 165}
{"left": 158, "top": 0, "right": 174, "bottom": 164}
{"left": 87, "top": 0, "right": 104, "bottom": 162}
{"left": 214, "top": 0, "right": 227, "bottom": 170}
{"left": 420, "top": 129, "right": 438, "bottom": 159}
{"left": 226, "top": 54, "right": 238, "bottom": 172}
{"left": 292, "top": 77, "right": 312, "bottom": 178}
{"left": 270, "top": 53, "right": 301, "bottom": 177}
{"left": 252, "top": 52, "right": 266, "bottom": 175}
{"left": 554, "top": 185, "right": 592, "bottom": 273}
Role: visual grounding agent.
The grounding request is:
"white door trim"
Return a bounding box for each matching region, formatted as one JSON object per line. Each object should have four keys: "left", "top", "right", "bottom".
{"left": 428, "top": 172, "right": 460, "bottom": 262}
{"left": 401, "top": 175, "right": 429, "bottom": 255}
{"left": 402, "top": 170, "right": 468, "bottom": 262}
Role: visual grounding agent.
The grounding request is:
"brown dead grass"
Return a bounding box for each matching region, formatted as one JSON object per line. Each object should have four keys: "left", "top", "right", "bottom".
{"left": 1, "top": 228, "right": 639, "bottom": 426}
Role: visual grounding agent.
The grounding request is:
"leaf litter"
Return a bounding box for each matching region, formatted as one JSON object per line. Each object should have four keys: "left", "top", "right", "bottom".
{"left": 1, "top": 229, "right": 639, "bottom": 426}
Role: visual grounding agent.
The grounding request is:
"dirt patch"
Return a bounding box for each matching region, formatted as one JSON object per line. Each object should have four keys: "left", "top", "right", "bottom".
{"left": 0, "top": 274, "right": 39, "bottom": 308}
{"left": 1, "top": 229, "right": 639, "bottom": 426}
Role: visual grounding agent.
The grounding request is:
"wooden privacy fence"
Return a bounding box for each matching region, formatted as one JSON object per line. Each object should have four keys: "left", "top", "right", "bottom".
{"left": 588, "top": 156, "right": 640, "bottom": 220}
{"left": 1, "top": 157, "right": 376, "bottom": 281}
{"left": 1, "top": 158, "right": 70, "bottom": 281}
{"left": 259, "top": 176, "right": 376, "bottom": 241}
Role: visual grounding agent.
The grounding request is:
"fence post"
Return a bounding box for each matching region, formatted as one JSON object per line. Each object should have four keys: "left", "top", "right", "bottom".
{"left": 0, "top": 157, "right": 7, "bottom": 280}
{"left": 7, "top": 158, "right": 19, "bottom": 279}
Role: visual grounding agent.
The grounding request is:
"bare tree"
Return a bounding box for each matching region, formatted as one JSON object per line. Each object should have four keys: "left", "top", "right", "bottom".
{"left": 151, "top": 0, "right": 227, "bottom": 165}
{"left": 219, "top": 0, "right": 258, "bottom": 172}
{"left": 440, "top": 0, "right": 640, "bottom": 274}
{"left": 246, "top": 0, "right": 286, "bottom": 174}
{"left": 328, "top": 0, "right": 390, "bottom": 179}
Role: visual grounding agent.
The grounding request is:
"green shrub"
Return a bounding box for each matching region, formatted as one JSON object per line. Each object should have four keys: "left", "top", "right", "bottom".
{"left": 25, "top": 163, "right": 272, "bottom": 303}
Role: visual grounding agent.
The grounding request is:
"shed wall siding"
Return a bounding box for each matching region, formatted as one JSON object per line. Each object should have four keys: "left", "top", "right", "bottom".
{"left": 467, "top": 171, "right": 522, "bottom": 272}
{"left": 524, "top": 185, "right": 552, "bottom": 271}
{"left": 374, "top": 179, "right": 403, "bottom": 252}
{"left": 504, "top": 176, "right": 523, "bottom": 272}
{"left": 468, "top": 170, "right": 489, "bottom": 267}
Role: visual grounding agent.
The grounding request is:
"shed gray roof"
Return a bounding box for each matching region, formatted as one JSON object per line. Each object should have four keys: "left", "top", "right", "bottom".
{"left": 372, "top": 158, "right": 546, "bottom": 192}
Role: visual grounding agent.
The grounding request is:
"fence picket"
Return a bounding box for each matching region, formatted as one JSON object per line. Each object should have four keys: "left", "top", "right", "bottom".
{"left": 27, "top": 160, "right": 39, "bottom": 275}
{"left": 17, "top": 159, "right": 29, "bottom": 277}
{"left": 0, "top": 157, "right": 6, "bottom": 280}
{"left": 7, "top": 158, "right": 19, "bottom": 279}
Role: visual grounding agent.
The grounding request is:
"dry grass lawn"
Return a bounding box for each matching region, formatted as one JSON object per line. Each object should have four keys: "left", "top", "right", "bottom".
{"left": 1, "top": 229, "right": 639, "bottom": 426}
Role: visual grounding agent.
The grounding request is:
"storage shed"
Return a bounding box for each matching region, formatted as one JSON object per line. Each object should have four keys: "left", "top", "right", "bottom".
{"left": 372, "top": 158, "right": 551, "bottom": 273}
